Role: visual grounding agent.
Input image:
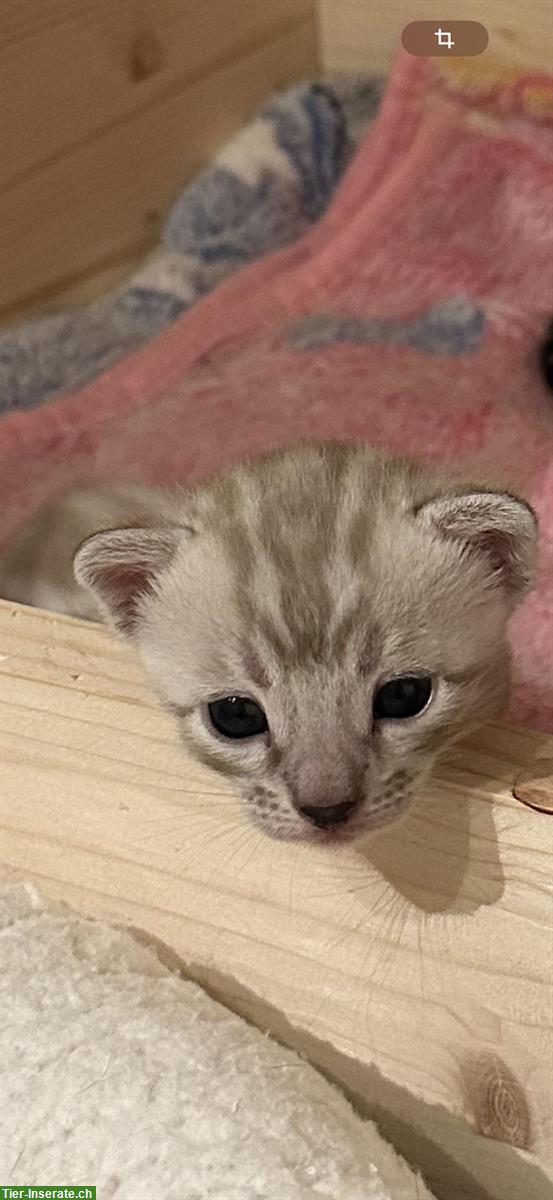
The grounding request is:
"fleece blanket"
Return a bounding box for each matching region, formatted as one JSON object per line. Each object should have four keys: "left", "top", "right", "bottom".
{"left": 0, "top": 52, "right": 552, "bottom": 732}
{"left": 0, "top": 76, "right": 382, "bottom": 413}
{"left": 0, "top": 883, "right": 435, "bottom": 1200}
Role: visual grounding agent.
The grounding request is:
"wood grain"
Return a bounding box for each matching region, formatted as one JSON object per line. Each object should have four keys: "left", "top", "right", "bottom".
{"left": 0, "top": 598, "right": 551, "bottom": 1200}
{"left": 0, "top": 0, "right": 317, "bottom": 316}
{"left": 0, "top": 254, "right": 140, "bottom": 329}
{"left": 317, "top": 0, "right": 553, "bottom": 73}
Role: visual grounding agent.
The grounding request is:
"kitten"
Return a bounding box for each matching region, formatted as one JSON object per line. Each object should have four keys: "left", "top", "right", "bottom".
{"left": 0, "top": 442, "right": 536, "bottom": 843}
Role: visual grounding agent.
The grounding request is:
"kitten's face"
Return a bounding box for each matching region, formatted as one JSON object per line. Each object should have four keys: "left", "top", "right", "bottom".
{"left": 135, "top": 524, "right": 512, "bottom": 843}
{"left": 74, "top": 445, "right": 535, "bottom": 844}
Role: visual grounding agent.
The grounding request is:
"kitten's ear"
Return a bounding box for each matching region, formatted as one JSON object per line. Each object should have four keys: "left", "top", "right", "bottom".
{"left": 417, "top": 491, "right": 537, "bottom": 601}
{"left": 73, "top": 526, "right": 182, "bottom": 634}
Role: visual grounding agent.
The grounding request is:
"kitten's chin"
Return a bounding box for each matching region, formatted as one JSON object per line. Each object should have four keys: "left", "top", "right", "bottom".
{"left": 245, "top": 800, "right": 413, "bottom": 845}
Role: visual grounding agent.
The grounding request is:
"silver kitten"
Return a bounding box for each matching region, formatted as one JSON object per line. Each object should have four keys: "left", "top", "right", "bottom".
{"left": 0, "top": 442, "right": 537, "bottom": 843}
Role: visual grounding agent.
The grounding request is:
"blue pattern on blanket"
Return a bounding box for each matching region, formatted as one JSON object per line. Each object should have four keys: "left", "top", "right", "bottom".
{"left": 0, "top": 76, "right": 383, "bottom": 414}
{"left": 287, "top": 298, "right": 485, "bottom": 356}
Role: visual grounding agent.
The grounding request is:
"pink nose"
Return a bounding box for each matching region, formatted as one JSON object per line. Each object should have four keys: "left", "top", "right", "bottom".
{"left": 298, "top": 800, "right": 358, "bottom": 829}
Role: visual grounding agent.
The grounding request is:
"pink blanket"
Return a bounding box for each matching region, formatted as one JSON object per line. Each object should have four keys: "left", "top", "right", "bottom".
{"left": 1, "top": 52, "right": 552, "bottom": 731}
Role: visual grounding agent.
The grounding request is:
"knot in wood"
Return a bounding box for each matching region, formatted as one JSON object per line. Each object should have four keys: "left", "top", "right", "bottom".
{"left": 463, "top": 1052, "right": 531, "bottom": 1149}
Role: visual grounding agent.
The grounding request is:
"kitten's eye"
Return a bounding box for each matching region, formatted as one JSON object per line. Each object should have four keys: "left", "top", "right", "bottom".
{"left": 373, "top": 675, "right": 432, "bottom": 720}
{"left": 208, "top": 696, "right": 268, "bottom": 739}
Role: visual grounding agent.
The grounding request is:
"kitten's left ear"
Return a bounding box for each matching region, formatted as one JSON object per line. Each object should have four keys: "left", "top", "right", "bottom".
{"left": 74, "top": 526, "right": 183, "bottom": 635}
{"left": 417, "top": 490, "right": 537, "bottom": 601}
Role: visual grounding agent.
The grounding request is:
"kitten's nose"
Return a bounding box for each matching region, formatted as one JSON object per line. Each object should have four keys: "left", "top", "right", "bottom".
{"left": 298, "top": 800, "right": 358, "bottom": 829}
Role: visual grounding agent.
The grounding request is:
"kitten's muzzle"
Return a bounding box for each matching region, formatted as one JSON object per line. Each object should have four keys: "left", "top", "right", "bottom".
{"left": 298, "top": 800, "right": 359, "bottom": 829}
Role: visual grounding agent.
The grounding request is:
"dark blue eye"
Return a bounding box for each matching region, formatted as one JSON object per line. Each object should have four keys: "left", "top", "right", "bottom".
{"left": 208, "top": 696, "right": 268, "bottom": 739}
{"left": 373, "top": 676, "right": 432, "bottom": 720}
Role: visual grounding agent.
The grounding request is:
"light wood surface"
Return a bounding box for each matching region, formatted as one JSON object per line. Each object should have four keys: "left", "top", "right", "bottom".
{"left": 317, "top": 0, "right": 553, "bottom": 73}
{"left": 0, "top": 0, "right": 317, "bottom": 319}
{"left": 0, "top": 598, "right": 551, "bottom": 1200}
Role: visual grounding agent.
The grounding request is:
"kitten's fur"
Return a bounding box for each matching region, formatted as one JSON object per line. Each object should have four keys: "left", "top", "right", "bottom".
{"left": 0, "top": 442, "right": 537, "bottom": 843}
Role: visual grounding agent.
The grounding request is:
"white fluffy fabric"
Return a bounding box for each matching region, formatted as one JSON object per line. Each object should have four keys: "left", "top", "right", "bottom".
{"left": 0, "top": 884, "right": 435, "bottom": 1200}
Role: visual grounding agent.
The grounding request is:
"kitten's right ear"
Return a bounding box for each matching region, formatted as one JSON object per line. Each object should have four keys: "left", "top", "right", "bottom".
{"left": 73, "top": 526, "right": 182, "bottom": 635}
{"left": 416, "top": 489, "right": 537, "bottom": 602}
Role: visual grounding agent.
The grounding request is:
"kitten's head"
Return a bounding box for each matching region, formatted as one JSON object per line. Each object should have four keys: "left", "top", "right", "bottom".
{"left": 74, "top": 444, "right": 537, "bottom": 843}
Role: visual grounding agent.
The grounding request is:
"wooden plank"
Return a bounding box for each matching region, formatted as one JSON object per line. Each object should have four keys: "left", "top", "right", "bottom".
{"left": 1, "top": 0, "right": 315, "bottom": 187}
{"left": 0, "top": 4, "right": 317, "bottom": 315}
{"left": 0, "top": 253, "right": 140, "bottom": 329}
{"left": 317, "top": 0, "right": 553, "bottom": 73}
{"left": 0, "top": 598, "right": 551, "bottom": 1200}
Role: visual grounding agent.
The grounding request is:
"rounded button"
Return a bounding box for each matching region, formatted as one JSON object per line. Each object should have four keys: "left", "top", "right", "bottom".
{"left": 402, "top": 21, "right": 489, "bottom": 58}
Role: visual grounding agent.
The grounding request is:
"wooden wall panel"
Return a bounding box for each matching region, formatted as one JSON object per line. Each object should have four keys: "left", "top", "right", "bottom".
{"left": 0, "top": 1, "right": 317, "bottom": 317}
{"left": 317, "top": 0, "right": 553, "bottom": 73}
{"left": 3, "top": 1, "right": 550, "bottom": 319}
